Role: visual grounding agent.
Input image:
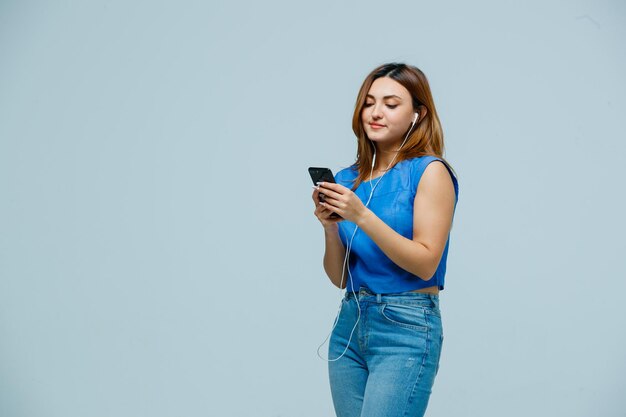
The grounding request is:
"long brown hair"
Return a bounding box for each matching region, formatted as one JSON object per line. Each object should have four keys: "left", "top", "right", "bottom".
{"left": 348, "top": 62, "right": 457, "bottom": 191}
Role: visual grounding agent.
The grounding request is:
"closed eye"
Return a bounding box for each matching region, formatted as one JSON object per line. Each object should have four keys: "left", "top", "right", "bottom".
{"left": 363, "top": 103, "right": 398, "bottom": 109}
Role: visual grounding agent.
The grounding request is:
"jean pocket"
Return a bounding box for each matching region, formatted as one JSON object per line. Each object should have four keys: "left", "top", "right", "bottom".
{"left": 379, "top": 303, "right": 428, "bottom": 331}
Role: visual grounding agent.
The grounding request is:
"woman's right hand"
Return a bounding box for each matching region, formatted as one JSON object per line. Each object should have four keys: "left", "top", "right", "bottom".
{"left": 312, "top": 186, "right": 342, "bottom": 229}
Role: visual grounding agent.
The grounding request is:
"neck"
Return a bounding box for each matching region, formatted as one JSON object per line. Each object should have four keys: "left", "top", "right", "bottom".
{"left": 373, "top": 142, "right": 403, "bottom": 171}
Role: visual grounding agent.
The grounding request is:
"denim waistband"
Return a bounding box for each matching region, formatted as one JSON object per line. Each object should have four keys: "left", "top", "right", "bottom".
{"left": 344, "top": 287, "right": 439, "bottom": 307}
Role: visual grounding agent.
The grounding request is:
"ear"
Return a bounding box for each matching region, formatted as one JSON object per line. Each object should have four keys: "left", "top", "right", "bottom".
{"left": 417, "top": 105, "right": 428, "bottom": 119}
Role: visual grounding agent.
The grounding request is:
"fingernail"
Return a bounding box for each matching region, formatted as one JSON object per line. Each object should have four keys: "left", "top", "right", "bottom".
{"left": 316, "top": 181, "right": 323, "bottom": 186}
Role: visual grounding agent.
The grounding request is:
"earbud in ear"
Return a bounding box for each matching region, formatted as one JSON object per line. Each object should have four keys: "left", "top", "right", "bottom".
{"left": 413, "top": 112, "right": 420, "bottom": 123}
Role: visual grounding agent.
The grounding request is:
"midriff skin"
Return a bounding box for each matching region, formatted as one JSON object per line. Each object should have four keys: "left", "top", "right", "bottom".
{"left": 410, "top": 286, "right": 439, "bottom": 295}
{"left": 348, "top": 286, "right": 439, "bottom": 295}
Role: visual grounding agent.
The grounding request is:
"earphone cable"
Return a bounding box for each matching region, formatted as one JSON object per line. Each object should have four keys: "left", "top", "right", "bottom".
{"left": 317, "top": 118, "right": 417, "bottom": 361}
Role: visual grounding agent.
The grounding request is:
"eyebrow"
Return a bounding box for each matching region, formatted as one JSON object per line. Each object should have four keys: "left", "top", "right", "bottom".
{"left": 366, "top": 94, "right": 403, "bottom": 100}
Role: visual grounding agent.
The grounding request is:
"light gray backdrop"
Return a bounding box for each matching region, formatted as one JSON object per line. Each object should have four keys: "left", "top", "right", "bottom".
{"left": 1, "top": 1, "right": 624, "bottom": 416}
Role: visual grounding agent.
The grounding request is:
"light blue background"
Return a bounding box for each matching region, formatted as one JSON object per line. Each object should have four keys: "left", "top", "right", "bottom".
{"left": 1, "top": 1, "right": 624, "bottom": 416}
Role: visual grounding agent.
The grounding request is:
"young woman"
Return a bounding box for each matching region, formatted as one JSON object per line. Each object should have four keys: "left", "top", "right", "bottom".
{"left": 312, "top": 62, "right": 459, "bottom": 417}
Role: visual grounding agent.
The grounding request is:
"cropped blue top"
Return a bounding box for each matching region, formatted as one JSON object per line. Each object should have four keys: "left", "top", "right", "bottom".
{"left": 334, "top": 156, "right": 459, "bottom": 294}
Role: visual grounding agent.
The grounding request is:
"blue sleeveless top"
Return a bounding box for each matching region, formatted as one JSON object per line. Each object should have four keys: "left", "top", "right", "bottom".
{"left": 334, "top": 156, "right": 459, "bottom": 294}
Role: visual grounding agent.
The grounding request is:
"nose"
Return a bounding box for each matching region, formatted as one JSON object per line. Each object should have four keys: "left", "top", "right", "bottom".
{"left": 370, "top": 103, "right": 383, "bottom": 119}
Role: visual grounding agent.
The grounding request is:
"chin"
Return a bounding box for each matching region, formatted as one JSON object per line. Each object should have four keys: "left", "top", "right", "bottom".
{"left": 367, "top": 134, "right": 388, "bottom": 142}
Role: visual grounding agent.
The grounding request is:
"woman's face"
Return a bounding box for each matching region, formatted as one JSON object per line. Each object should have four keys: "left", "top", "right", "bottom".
{"left": 361, "top": 77, "right": 415, "bottom": 147}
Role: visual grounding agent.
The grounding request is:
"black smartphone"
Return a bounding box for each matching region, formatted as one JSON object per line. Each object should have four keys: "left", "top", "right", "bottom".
{"left": 308, "top": 167, "right": 342, "bottom": 219}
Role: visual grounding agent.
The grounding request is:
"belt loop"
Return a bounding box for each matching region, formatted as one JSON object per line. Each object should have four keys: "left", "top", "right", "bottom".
{"left": 376, "top": 293, "right": 382, "bottom": 303}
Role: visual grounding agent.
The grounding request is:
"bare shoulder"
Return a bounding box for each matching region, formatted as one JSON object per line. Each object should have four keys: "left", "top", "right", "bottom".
{"left": 417, "top": 161, "right": 455, "bottom": 198}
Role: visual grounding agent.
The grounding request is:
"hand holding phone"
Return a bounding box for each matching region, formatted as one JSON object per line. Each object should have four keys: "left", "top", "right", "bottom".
{"left": 308, "top": 167, "right": 342, "bottom": 219}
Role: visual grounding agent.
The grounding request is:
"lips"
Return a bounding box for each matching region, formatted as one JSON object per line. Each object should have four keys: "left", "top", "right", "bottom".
{"left": 369, "top": 123, "right": 385, "bottom": 128}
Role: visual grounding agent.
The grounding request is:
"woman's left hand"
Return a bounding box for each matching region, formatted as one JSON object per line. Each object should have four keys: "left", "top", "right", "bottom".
{"left": 315, "top": 182, "right": 370, "bottom": 225}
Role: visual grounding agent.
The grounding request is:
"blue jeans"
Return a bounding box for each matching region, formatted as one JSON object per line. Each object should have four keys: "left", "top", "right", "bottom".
{"left": 328, "top": 287, "right": 444, "bottom": 417}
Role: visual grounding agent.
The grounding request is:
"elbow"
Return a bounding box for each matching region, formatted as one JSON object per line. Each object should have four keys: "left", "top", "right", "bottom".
{"left": 421, "top": 272, "right": 436, "bottom": 281}
{"left": 332, "top": 279, "right": 347, "bottom": 290}
{"left": 418, "top": 266, "right": 437, "bottom": 281}
{"left": 415, "top": 249, "right": 443, "bottom": 281}
{"left": 408, "top": 262, "right": 437, "bottom": 281}
{"left": 425, "top": 254, "right": 441, "bottom": 281}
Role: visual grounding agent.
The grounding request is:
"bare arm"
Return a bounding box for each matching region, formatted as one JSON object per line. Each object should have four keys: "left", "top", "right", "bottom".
{"left": 312, "top": 187, "right": 347, "bottom": 288}
{"left": 314, "top": 161, "right": 456, "bottom": 283}
{"left": 322, "top": 225, "right": 347, "bottom": 289}
{"left": 354, "top": 161, "right": 456, "bottom": 280}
